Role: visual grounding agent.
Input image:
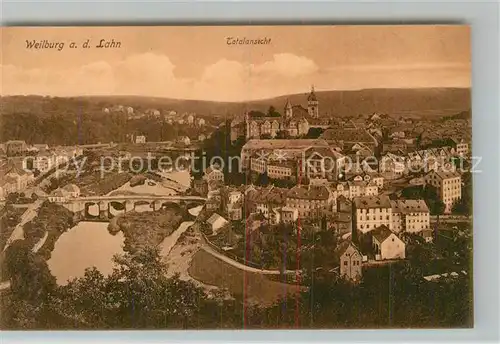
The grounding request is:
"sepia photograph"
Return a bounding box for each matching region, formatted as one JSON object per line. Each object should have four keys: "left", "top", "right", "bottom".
{"left": 0, "top": 25, "right": 473, "bottom": 330}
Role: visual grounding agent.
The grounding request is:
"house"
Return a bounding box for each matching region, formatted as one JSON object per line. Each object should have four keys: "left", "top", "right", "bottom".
{"left": 0, "top": 160, "right": 35, "bottom": 197}
{"left": 48, "top": 184, "right": 80, "bottom": 202}
{"left": 390, "top": 199, "right": 430, "bottom": 233}
{"left": 451, "top": 138, "right": 469, "bottom": 156}
{"left": 206, "top": 213, "right": 228, "bottom": 235}
{"left": 135, "top": 135, "right": 146, "bottom": 144}
{"left": 379, "top": 153, "right": 407, "bottom": 179}
{"left": 372, "top": 225, "right": 406, "bottom": 260}
{"left": 197, "top": 118, "right": 206, "bottom": 127}
{"left": 5, "top": 140, "right": 27, "bottom": 156}
{"left": 352, "top": 195, "right": 393, "bottom": 234}
{"left": 192, "top": 179, "right": 208, "bottom": 197}
{"left": 0, "top": 177, "right": 18, "bottom": 200}
{"left": 62, "top": 184, "right": 80, "bottom": 198}
{"left": 179, "top": 136, "right": 191, "bottom": 145}
{"left": 280, "top": 206, "right": 299, "bottom": 224}
{"left": 336, "top": 241, "right": 363, "bottom": 281}
{"left": 424, "top": 170, "right": 462, "bottom": 213}
{"left": 203, "top": 165, "right": 224, "bottom": 183}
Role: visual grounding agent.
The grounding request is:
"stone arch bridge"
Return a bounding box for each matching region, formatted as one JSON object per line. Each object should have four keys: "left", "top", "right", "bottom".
{"left": 51, "top": 195, "right": 207, "bottom": 220}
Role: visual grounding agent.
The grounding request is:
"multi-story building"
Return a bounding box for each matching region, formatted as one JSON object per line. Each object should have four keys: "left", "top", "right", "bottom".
{"left": 244, "top": 87, "right": 318, "bottom": 140}
{"left": 302, "top": 146, "right": 345, "bottom": 182}
{"left": 267, "top": 160, "right": 296, "bottom": 180}
{"left": 424, "top": 170, "right": 462, "bottom": 213}
{"left": 241, "top": 139, "right": 330, "bottom": 170}
{"left": 452, "top": 138, "right": 469, "bottom": 156}
{"left": 390, "top": 199, "right": 430, "bottom": 233}
{"left": 286, "top": 184, "right": 335, "bottom": 218}
{"left": 352, "top": 195, "right": 393, "bottom": 234}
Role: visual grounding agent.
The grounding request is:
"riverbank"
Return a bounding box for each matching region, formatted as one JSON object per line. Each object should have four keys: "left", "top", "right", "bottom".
{"left": 110, "top": 204, "right": 186, "bottom": 254}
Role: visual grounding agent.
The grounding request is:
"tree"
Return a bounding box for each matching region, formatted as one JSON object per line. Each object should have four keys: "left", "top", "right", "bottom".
{"left": 267, "top": 106, "right": 280, "bottom": 117}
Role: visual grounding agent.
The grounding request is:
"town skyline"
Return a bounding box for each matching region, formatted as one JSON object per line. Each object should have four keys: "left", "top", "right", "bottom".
{"left": 1, "top": 25, "right": 470, "bottom": 101}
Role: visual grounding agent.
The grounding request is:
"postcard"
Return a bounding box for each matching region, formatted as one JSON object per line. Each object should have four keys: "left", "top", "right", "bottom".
{"left": 0, "top": 25, "right": 472, "bottom": 329}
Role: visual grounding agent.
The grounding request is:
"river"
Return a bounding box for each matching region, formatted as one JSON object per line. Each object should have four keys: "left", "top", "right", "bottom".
{"left": 47, "top": 222, "right": 125, "bottom": 285}
{"left": 47, "top": 204, "right": 204, "bottom": 286}
{"left": 47, "top": 170, "right": 199, "bottom": 285}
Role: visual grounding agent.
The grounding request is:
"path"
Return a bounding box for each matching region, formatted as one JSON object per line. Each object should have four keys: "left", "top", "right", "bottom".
{"left": 0, "top": 280, "right": 10, "bottom": 291}
{"left": 3, "top": 199, "right": 43, "bottom": 252}
{"left": 200, "top": 240, "right": 295, "bottom": 276}
{"left": 159, "top": 221, "right": 194, "bottom": 257}
{"left": 32, "top": 231, "right": 49, "bottom": 253}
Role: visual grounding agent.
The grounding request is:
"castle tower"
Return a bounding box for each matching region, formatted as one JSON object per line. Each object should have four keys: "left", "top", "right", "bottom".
{"left": 307, "top": 85, "right": 319, "bottom": 118}
{"left": 284, "top": 99, "right": 293, "bottom": 119}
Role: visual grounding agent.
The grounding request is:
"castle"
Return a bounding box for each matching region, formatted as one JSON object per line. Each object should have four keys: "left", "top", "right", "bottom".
{"left": 231, "top": 86, "right": 323, "bottom": 142}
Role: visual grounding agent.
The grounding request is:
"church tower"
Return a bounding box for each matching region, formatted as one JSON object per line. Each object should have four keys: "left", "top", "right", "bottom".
{"left": 307, "top": 85, "right": 319, "bottom": 118}
{"left": 284, "top": 99, "right": 293, "bottom": 119}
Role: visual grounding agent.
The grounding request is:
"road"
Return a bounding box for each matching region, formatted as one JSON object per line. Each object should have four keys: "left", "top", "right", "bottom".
{"left": 2, "top": 199, "right": 43, "bottom": 252}
{"left": 200, "top": 239, "right": 295, "bottom": 276}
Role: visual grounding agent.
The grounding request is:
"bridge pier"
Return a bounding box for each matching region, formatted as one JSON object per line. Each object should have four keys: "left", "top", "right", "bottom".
{"left": 99, "top": 201, "right": 109, "bottom": 220}
{"left": 125, "top": 200, "right": 134, "bottom": 213}
{"left": 153, "top": 200, "right": 163, "bottom": 211}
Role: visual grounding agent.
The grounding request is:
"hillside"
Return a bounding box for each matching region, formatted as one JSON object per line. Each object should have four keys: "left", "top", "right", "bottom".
{"left": 1, "top": 87, "right": 471, "bottom": 119}
{"left": 79, "top": 87, "right": 471, "bottom": 118}
{"left": 0, "top": 88, "right": 471, "bottom": 144}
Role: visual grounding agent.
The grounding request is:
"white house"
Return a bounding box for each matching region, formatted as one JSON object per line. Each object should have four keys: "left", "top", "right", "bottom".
{"left": 372, "top": 225, "right": 406, "bottom": 260}
{"left": 48, "top": 184, "right": 80, "bottom": 202}
{"left": 135, "top": 135, "right": 147, "bottom": 144}
{"left": 206, "top": 213, "right": 228, "bottom": 235}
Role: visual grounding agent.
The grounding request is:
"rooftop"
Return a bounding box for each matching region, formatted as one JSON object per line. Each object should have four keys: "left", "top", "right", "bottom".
{"left": 391, "top": 199, "right": 429, "bottom": 214}
{"left": 372, "top": 225, "right": 394, "bottom": 243}
{"left": 242, "top": 139, "right": 329, "bottom": 151}
{"left": 287, "top": 184, "right": 332, "bottom": 200}
{"left": 353, "top": 195, "right": 392, "bottom": 209}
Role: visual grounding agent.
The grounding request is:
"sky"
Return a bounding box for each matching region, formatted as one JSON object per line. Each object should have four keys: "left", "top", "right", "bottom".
{"left": 1, "top": 25, "right": 471, "bottom": 101}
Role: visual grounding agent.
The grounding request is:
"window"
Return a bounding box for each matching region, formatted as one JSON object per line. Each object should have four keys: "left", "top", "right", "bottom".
{"left": 344, "top": 261, "right": 348, "bottom": 266}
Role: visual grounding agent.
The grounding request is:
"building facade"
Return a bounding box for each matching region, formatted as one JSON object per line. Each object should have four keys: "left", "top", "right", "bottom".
{"left": 424, "top": 170, "right": 462, "bottom": 213}
{"left": 352, "top": 195, "right": 393, "bottom": 234}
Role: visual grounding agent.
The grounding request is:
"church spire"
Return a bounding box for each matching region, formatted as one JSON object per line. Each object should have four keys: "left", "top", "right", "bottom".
{"left": 307, "top": 85, "right": 317, "bottom": 101}
{"left": 307, "top": 85, "right": 319, "bottom": 118}
{"left": 285, "top": 98, "right": 293, "bottom": 119}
